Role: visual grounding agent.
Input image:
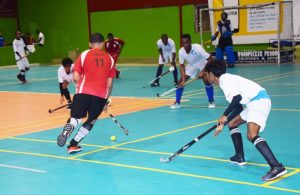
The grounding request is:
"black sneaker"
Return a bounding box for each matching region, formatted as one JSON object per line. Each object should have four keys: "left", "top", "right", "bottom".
{"left": 261, "top": 164, "right": 287, "bottom": 181}
{"left": 17, "top": 74, "right": 22, "bottom": 82}
{"left": 57, "top": 123, "right": 74, "bottom": 147}
{"left": 116, "top": 70, "right": 120, "bottom": 78}
{"left": 151, "top": 82, "right": 160, "bottom": 87}
{"left": 174, "top": 82, "right": 179, "bottom": 87}
{"left": 230, "top": 155, "right": 246, "bottom": 166}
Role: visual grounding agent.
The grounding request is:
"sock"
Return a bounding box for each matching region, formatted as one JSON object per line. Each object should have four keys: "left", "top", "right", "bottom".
{"left": 155, "top": 65, "right": 163, "bottom": 83}
{"left": 175, "top": 87, "right": 184, "bottom": 104}
{"left": 70, "top": 122, "right": 93, "bottom": 146}
{"left": 69, "top": 118, "right": 81, "bottom": 129}
{"left": 74, "top": 126, "right": 90, "bottom": 143}
{"left": 172, "top": 67, "right": 178, "bottom": 84}
{"left": 251, "top": 136, "right": 281, "bottom": 168}
{"left": 229, "top": 127, "right": 244, "bottom": 157}
{"left": 63, "top": 88, "right": 71, "bottom": 102}
{"left": 205, "top": 84, "right": 214, "bottom": 102}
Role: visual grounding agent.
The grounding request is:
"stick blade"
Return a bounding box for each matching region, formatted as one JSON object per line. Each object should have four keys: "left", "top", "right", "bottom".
{"left": 48, "top": 109, "right": 52, "bottom": 113}
{"left": 159, "top": 157, "right": 170, "bottom": 163}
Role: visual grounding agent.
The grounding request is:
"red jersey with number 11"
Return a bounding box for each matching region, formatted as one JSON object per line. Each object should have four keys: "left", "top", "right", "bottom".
{"left": 74, "top": 49, "right": 116, "bottom": 98}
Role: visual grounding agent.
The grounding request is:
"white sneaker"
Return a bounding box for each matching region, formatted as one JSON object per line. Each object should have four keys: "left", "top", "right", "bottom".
{"left": 208, "top": 101, "right": 216, "bottom": 109}
{"left": 170, "top": 103, "right": 181, "bottom": 109}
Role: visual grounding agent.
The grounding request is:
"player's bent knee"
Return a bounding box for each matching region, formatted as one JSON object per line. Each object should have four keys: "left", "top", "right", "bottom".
{"left": 247, "top": 131, "right": 258, "bottom": 141}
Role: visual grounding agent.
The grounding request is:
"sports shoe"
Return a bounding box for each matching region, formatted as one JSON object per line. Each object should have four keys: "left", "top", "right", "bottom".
{"left": 67, "top": 145, "right": 82, "bottom": 154}
{"left": 151, "top": 82, "right": 160, "bottom": 87}
{"left": 170, "top": 103, "right": 181, "bottom": 109}
{"left": 57, "top": 123, "right": 74, "bottom": 147}
{"left": 174, "top": 82, "right": 179, "bottom": 87}
{"left": 261, "top": 164, "right": 287, "bottom": 181}
{"left": 116, "top": 70, "right": 120, "bottom": 78}
{"left": 208, "top": 101, "right": 216, "bottom": 109}
{"left": 17, "top": 74, "right": 22, "bottom": 82}
{"left": 230, "top": 155, "right": 246, "bottom": 166}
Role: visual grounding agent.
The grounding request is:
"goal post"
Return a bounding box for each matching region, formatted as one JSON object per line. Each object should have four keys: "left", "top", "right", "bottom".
{"left": 198, "top": 1, "right": 294, "bottom": 64}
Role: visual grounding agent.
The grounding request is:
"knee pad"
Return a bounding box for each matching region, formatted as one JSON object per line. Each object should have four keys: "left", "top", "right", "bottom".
{"left": 225, "top": 46, "right": 236, "bottom": 64}
{"left": 82, "top": 122, "right": 94, "bottom": 131}
{"left": 215, "top": 47, "right": 224, "bottom": 60}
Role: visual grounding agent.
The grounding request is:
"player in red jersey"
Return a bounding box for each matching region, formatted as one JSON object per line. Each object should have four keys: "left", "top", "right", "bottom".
{"left": 104, "top": 33, "right": 125, "bottom": 78}
{"left": 57, "top": 33, "right": 116, "bottom": 154}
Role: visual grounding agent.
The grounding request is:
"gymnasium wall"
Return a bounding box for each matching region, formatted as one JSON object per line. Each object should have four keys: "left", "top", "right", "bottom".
{"left": 1, "top": 0, "right": 208, "bottom": 66}
{"left": 91, "top": 5, "right": 207, "bottom": 60}
{"left": 17, "top": 0, "right": 89, "bottom": 64}
{"left": 0, "top": 18, "right": 17, "bottom": 44}
{"left": 0, "top": 18, "right": 17, "bottom": 66}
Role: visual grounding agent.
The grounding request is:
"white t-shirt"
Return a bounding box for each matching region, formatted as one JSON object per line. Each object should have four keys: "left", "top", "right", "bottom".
{"left": 13, "top": 38, "right": 26, "bottom": 59}
{"left": 179, "top": 44, "right": 210, "bottom": 67}
{"left": 219, "top": 73, "right": 265, "bottom": 105}
{"left": 58, "top": 64, "right": 74, "bottom": 83}
{"left": 157, "top": 38, "right": 176, "bottom": 54}
{"left": 38, "top": 32, "right": 45, "bottom": 45}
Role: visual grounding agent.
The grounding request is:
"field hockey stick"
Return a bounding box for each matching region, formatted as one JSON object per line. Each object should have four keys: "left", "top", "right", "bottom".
{"left": 203, "top": 39, "right": 211, "bottom": 45}
{"left": 48, "top": 104, "right": 69, "bottom": 113}
{"left": 109, "top": 114, "right": 129, "bottom": 136}
{"left": 156, "top": 78, "right": 198, "bottom": 98}
{"left": 160, "top": 106, "right": 243, "bottom": 163}
{"left": 16, "top": 53, "right": 31, "bottom": 62}
{"left": 143, "top": 66, "right": 175, "bottom": 88}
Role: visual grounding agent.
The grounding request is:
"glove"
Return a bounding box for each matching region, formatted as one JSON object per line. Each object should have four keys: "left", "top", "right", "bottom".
{"left": 222, "top": 31, "right": 232, "bottom": 38}
{"left": 211, "top": 35, "right": 216, "bottom": 41}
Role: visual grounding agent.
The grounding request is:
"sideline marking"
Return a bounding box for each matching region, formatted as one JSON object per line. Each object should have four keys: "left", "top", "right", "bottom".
{"left": 0, "top": 163, "right": 46, "bottom": 173}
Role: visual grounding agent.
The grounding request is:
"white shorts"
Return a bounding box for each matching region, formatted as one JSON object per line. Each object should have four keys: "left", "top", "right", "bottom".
{"left": 16, "top": 57, "right": 30, "bottom": 70}
{"left": 240, "top": 99, "right": 271, "bottom": 132}
{"left": 185, "top": 60, "right": 207, "bottom": 78}
{"left": 27, "top": 45, "right": 35, "bottom": 53}
{"left": 158, "top": 53, "right": 174, "bottom": 64}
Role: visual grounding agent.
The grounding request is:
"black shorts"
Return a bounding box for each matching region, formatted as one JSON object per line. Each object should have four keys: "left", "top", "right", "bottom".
{"left": 71, "top": 94, "right": 107, "bottom": 122}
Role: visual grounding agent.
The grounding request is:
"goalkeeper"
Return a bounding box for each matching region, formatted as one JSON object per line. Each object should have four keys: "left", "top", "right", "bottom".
{"left": 211, "top": 12, "right": 236, "bottom": 68}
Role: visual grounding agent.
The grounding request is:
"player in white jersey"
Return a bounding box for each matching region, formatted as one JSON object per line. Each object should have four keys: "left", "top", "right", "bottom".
{"left": 170, "top": 33, "right": 215, "bottom": 109}
{"left": 151, "top": 34, "right": 178, "bottom": 87}
{"left": 205, "top": 60, "right": 287, "bottom": 181}
{"left": 36, "top": 29, "right": 45, "bottom": 46}
{"left": 13, "top": 30, "right": 31, "bottom": 84}
{"left": 58, "top": 58, "right": 74, "bottom": 108}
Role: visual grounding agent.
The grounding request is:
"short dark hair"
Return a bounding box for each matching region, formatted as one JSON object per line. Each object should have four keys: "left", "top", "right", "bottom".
{"left": 107, "top": 33, "right": 113, "bottom": 38}
{"left": 62, "top": 57, "right": 73, "bottom": 67}
{"left": 90, "top": 33, "right": 104, "bottom": 44}
{"left": 182, "top": 33, "right": 191, "bottom": 40}
{"left": 205, "top": 60, "right": 226, "bottom": 78}
{"left": 161, "top": 34, "right": 168, "bottom": 39}
{"left": 221, "top": 12, "right": 228, "bottom": 19}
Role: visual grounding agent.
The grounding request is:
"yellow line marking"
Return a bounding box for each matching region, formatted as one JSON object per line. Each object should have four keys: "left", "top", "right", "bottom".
{"left": 71, "top": 120, "right": 217, "bottom": 158}
{"left": 0, "top": 149, "right": 299, "bottom": 193}
{"left": 262, "top": 170, "right": 300, "bottom": 186}
{"left": 6, "top": 136, "right": 300, "bottom": 171}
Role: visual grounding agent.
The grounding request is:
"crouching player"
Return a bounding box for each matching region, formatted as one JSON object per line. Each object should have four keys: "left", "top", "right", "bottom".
{"left": 58, "top": 58, "right": 74, "bottom": 109}
{"left": 205, "top": 59, "right": 287, "bottom": 181}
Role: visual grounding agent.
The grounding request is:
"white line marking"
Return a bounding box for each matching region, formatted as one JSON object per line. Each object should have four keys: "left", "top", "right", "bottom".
{"left": 0, "top": 164, "right": 47, "bottom": 173}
